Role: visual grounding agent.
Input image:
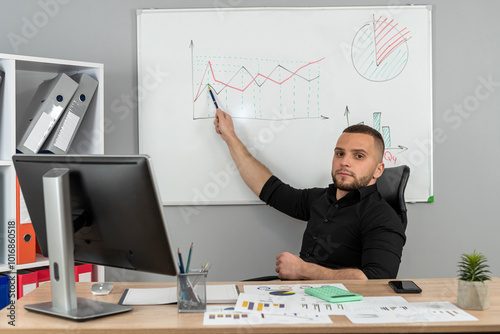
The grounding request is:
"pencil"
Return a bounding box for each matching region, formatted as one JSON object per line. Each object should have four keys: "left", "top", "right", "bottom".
{"left": 207, "top": 86, "right": 219, "bottom": 109}
{"left": 178, "top": 248, "right": 185, "bottom": 274}
{"left": 186, "top": 242, "right": 193, "bottom": 273}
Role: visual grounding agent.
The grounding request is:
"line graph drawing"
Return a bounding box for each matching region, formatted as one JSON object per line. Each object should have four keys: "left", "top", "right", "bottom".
{"left": 351, "top": 15, "right": 411, "bottom": 82}
{"left": 193, "top": 59, "right": 323, "bottom": 102}
{"left": 191, "top": 41, "right": 326, "bottom": 120}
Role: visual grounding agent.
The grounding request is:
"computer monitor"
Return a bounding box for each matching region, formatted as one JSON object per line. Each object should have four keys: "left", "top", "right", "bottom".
{"left": 13, "top": 154, "right": 179, "bottom": 320}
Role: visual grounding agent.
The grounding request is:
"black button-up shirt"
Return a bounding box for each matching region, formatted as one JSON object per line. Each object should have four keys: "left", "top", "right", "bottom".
{"left": 259, "top": 175, "right": 406, "bottom": 279}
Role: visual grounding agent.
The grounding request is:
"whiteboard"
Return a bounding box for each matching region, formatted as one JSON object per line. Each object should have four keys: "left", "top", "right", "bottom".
{"left": 137, "top": 6, "right": 433, "bottom": 205}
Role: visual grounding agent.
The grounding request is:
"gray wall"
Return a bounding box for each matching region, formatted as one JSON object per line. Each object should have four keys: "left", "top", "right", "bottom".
{"left": 1, "top": 0, "right": 499, "bottom": 282}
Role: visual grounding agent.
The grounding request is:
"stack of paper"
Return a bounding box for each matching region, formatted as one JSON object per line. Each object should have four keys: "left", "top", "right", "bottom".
{"left": 118, "top": 283, "right": 479, "bottom": 327}
{"left": 232, "top": 284, "right": 478, "bottom": 325}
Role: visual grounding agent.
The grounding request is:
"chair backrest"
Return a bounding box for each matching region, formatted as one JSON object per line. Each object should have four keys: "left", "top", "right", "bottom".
{"left": 376, "top": 165, "right": 410, "bottom": 231}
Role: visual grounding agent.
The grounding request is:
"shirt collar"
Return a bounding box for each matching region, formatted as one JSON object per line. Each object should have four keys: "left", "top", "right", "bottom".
{"left": 327, "top": 183, "right": 378, "bottom": 205}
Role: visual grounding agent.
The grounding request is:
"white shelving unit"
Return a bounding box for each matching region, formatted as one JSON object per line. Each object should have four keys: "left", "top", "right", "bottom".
{"left": 0, "top": 53, "right": 104, "bottom": 293}
{"left": 16, "top": 254, "right": 49, "bottom": 271}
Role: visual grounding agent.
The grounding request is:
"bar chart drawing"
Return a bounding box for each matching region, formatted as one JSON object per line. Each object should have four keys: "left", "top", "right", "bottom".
{"left": 191, "top": 49, "right": 324, "bottom": 120}
{"left": 346, "top": 108, "right": 408, "bottom": 164}
{"left": 372, "top": 111, "right": 408, "bottom": 165}
{"left": 382, "top": 126, "right": 391, "bottom": 148}
{"left": 373, "top": 112, "right": 392, "bottom": 148}
{"left": 351, "top": 15, "right": 410, "bottom": 82}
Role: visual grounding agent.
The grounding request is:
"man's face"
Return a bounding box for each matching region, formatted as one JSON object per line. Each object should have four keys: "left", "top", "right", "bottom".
{"left": 331, "top": 132, "right": 384, "bottom": 193}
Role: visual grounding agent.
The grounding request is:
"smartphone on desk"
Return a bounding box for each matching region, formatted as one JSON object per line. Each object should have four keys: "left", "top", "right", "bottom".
{"left": 389, "top": 280, "right": 422, "bottom": 294}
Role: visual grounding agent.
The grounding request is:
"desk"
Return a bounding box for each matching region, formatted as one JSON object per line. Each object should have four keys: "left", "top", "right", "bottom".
{"left": 0, "top": 278, "right": 499, "bottom": 333}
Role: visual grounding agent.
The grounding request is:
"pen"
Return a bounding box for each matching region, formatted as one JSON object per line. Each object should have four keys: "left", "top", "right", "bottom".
{"left": 192, "top": 262, "right": 211, "bottom": 287}
{"left": 178, "top": 248, "right": 185, "bottom": 274}
{"left": 201, "top": 262, "right": 211, "bottom": 273}
{"left": 186, "top": 242, "right": 193, "bottom": 273}
{"left": 207, "top": 86, "right": 219, "bottom": 109}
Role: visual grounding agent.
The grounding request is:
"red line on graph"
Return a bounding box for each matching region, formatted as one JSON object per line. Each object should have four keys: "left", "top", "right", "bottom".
{"left": 193, "top": 57, "right": 325, "bottom": 102}
{"left": 194, "top": 61, "right": 211, "bottom": 103}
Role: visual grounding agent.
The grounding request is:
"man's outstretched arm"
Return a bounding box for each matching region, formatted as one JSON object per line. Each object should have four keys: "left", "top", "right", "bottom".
{"left": 214, "top": 108, "right": 272, "bottom": 196}
{"left": 275, "top": 252, "right": 368, "bottom": 280}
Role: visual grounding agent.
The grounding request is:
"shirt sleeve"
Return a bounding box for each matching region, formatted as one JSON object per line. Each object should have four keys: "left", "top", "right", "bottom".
{"left": 359, "top": 202, "right": 406, "bottom": 279}
{"left": 259, "top": 175, "right": 320, "bottom": 221}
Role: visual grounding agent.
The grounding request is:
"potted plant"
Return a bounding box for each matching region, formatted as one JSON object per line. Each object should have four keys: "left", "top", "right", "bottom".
{"left": 457, "top": 249, "right": 491, "bottom": 310}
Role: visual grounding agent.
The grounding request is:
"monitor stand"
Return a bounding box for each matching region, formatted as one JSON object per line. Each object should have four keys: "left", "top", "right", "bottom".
{"left": 24, "top": 168, "right": 132, "bottom": 321}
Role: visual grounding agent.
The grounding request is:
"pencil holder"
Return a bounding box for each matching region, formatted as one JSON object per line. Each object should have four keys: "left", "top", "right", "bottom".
{"left": 177, "top": 272, "right": 207, "bottom": 313}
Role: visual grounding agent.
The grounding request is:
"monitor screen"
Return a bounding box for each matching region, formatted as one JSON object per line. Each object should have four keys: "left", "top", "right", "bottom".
{"left": 13, "top": 154, "right": 178, "bottom": 277}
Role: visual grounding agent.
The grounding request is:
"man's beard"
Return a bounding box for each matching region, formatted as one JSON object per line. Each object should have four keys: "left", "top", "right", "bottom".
{"left": 332, "top": 169, "right": 372, "bottom": 191}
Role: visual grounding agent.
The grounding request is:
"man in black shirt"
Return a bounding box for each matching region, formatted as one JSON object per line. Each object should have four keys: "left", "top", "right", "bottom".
{"left": 214, "top": 109, "right": 405, "bottom": 280}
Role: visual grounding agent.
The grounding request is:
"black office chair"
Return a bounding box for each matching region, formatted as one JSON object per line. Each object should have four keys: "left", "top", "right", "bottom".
{"left": 242, "top": 165, "right": 410, "bottom": 281}
{"left": 375, "top": 165, "right": 410, "bottom": 231}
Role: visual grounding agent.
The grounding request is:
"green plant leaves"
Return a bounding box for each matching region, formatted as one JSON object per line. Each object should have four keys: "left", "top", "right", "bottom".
{"left": 457, "top": 249, "right": 491, "bottom": 282}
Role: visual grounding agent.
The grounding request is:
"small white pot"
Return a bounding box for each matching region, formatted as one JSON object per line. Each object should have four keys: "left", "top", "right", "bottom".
{"left": 457, "top": 280, "right": 490, "bottom": 310}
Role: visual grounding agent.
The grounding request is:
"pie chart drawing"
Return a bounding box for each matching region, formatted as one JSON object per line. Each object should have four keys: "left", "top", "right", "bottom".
{"left": 351, "top": 16, "right": 410, "bottom": 82}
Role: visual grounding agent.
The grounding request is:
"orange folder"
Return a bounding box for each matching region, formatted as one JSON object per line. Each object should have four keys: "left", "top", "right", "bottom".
{"left": 16, "top": 177, "right": 36, "bottom": 265}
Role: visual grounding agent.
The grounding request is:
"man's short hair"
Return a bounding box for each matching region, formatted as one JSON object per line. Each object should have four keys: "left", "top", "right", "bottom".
{"left": 343, "top": 124, "right": 385, "bottom": 162}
